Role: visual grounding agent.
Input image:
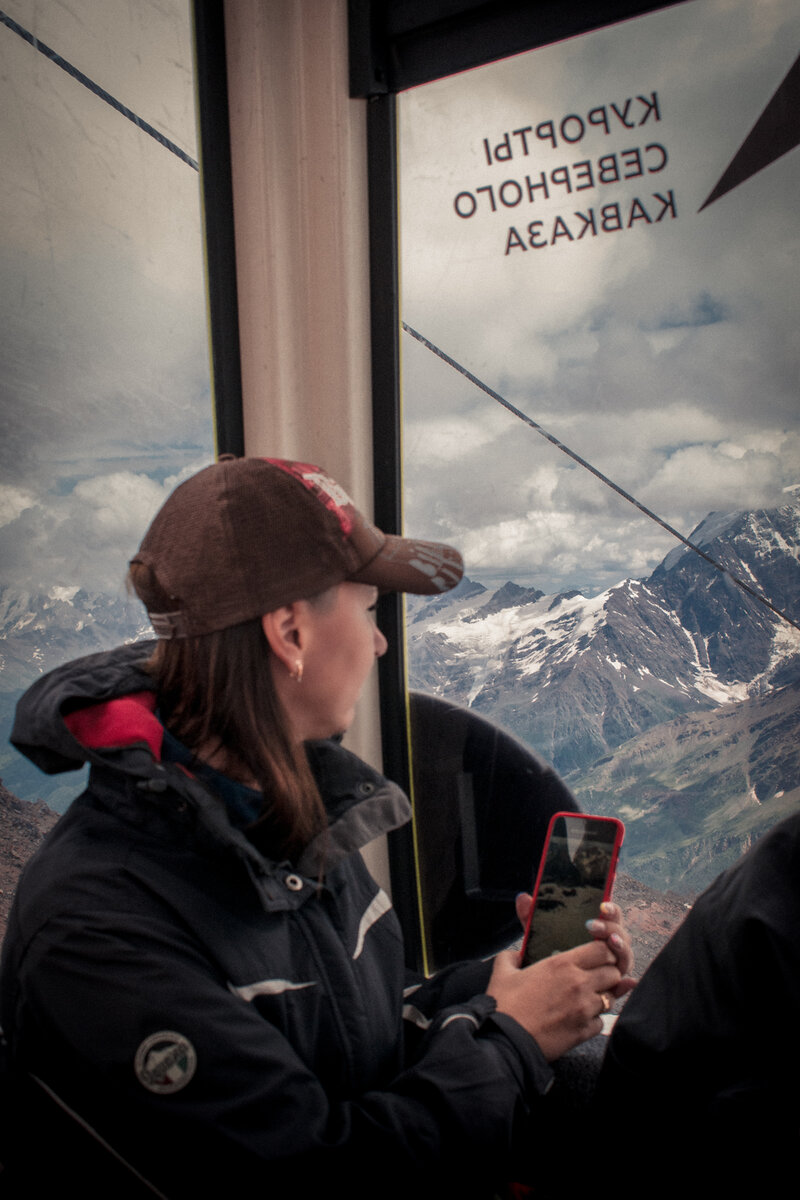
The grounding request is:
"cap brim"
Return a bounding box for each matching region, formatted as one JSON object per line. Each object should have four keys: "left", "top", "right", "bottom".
{"left": 348, "top": 533, "right": 464, "bottom": 595}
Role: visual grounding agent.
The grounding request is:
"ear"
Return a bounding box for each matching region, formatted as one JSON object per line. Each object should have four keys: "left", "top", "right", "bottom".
{"left": 261, "top": 606, "right": 303, "bottom": 674}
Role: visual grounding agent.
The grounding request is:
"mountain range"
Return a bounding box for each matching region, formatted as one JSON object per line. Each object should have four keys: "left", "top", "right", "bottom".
{"left": 407, "top": 499, "right": 800, "bottom": 894}
{"left": 0, "top": 500, "right": 798, "bottom": 897}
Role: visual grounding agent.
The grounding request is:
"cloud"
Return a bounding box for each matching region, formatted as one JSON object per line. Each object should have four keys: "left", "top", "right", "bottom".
{"left": 0, "top": 235, "right": 211, "bottom": 478}
{"left": 0, "top": 462, "right": 211, "bottom": 595}
{"left": 455, "top": 503, "right": 676, "bottom": 595}
{"left": 0, "top": 3, "right": 214, "bottom": 612}
{"left": 398, "top": 0, "right": 800, "bottom": 591}
{"left": 1, "top": 0, "right": 797, "bottom": 609}
{"left": 643, "top": 440, "right": 796, "bottom": 514}
{"left": 0, "top": 483, "right": 35, "bottom": 525}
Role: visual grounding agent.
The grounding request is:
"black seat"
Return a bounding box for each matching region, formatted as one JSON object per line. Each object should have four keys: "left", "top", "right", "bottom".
{"left": 408, "top": 691, "right": 580, "bottom": 971}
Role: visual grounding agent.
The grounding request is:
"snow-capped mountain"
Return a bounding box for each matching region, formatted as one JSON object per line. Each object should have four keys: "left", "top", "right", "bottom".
{"left": 1, "top": 499, "right": 798, "bottom": 878}
{"left": 407, "top": 499, "right": 800, "bottom": 894}
{"left": 0, "top": 585, "right": 151, "bottom": 693}
{"left": 407, "top": 500, "right": 800, "bottom": 776}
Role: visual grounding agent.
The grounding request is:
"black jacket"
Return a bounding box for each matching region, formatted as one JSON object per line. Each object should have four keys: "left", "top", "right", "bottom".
{"left": 1, "top": 644, "right": 553, "bottom": 1197}
{"left": 594, "top": 811, "right": 800, "bottom": 1188}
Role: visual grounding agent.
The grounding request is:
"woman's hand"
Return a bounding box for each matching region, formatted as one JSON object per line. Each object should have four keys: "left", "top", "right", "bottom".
{"left": 487, "top": 941, "right": 622, "bottom": 1061}
{"left": 514, "top": 893, "right": 636, "bottom": 1003}
{"left": 584, "top": 900, "right": 635, "bottom": 994}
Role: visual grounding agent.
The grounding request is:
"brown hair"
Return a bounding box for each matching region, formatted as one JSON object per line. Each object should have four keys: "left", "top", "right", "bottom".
{"left": 130, "top": 563, "right": 325, "bottom": 861}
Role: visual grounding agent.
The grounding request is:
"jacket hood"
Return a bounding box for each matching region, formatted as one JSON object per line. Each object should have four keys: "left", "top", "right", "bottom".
{"left": 12, "top": 641, "right": 157, "bottom": 774}
{"left": 11, "top": 642, "right": 411, "bottom": 873}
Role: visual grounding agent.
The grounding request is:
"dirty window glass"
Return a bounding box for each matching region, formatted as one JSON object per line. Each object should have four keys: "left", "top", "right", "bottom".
{"left": 0, "top": 1, "right": 212, "bottom": 826}
{"left": 399, "top": 0, "right": 800, "bottom": 972}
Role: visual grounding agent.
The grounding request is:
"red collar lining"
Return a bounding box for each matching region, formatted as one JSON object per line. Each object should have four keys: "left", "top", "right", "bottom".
{"left": 64, "top": 692, "right": 163, "bottom": 760}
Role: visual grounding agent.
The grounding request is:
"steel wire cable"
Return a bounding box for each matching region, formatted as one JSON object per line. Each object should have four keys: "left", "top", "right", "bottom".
{"left": 403, "top": 322, "right": 800, "bottom": 633}
{"left": 0, "top": 9, "right": 198, "bottom": 171}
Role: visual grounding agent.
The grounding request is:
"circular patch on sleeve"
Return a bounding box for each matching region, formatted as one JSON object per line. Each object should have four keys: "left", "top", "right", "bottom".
{"left": 134, "top": 1031, "right": 197, "bottom": 1094}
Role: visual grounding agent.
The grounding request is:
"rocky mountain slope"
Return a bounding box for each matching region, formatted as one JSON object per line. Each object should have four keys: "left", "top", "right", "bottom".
{"left": 408, "top": 501, "right": 799, "bottom": 768}
{"left": 1, "top": 500, "right": 798, "bottom": 898}
{"left": 609, "top": 871, "right": 690, "bottom": 979}
{"left": 0, "top": 779, "right": 58, "bottom": 945}
{"left": 569, "top": 678, "right": 800, "bottom": 894}
{"left": 408, "top": 499, "right": 800, "bottom": 894}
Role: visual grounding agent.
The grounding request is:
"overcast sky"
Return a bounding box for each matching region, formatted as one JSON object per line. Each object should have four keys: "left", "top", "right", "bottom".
{"left": 399, "top": 0, "right": 799, "bottom": 595}
{"left": 0, "top": 0, "right": 212, "bottom": 600}
{"left": 0, "top": 0, "right": 797, "bottom": 608}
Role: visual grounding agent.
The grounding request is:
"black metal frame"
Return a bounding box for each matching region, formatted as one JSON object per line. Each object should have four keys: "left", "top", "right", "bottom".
{"left": 192, "top": 0, "right": 244, "bottom": 457}
{"left": 364, "top": 92, "right": 425, "bottom": 958}
{"left": 348, "top": 1, "right": 683, "bottom": 97}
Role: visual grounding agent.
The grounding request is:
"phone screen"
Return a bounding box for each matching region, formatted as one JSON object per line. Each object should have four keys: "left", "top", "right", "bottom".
{"left": 520, "top": 813, "right": 623, "bottom": 966}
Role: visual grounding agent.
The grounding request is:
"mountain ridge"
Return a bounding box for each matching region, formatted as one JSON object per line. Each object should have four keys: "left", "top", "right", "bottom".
{"left": 407, "top": 498, "right": 800, "bottom": 893}
{"left": 408, "top": 498, "right": 800, "bottom": 774}
{"left": 1, "top": 500, "right": 798, "bottom": 894}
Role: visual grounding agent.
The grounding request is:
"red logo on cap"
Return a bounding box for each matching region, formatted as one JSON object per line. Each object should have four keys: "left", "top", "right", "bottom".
{"left": 267, "top": 459, "right": 355, "bottom": 535}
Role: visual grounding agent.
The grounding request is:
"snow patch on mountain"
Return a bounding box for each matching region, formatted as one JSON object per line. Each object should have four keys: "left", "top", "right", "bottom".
{"left": 408, "top": 498, "right": 800, "bottom": 776}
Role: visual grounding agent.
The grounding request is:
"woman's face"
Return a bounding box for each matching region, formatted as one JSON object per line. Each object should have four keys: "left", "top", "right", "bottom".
{"left": 280, "top": 581, "right": 388, "bottom": 742}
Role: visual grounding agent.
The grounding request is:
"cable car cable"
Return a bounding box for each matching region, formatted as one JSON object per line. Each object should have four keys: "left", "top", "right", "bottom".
{"left": 402, "top": 322, "right": 800, "bottom": 633}
{"left": 0, "top": 9, "right": 198, "bottom": 171}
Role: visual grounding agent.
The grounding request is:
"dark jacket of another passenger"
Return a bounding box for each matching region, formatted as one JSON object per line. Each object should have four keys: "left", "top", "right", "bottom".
{"left": 594, "top": 810, "right": 800, "bottom": 1189}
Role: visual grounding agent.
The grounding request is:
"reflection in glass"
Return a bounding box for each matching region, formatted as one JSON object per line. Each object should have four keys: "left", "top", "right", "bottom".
{"left": 399, "top": 0, "right": 800, "bottom": 969}
{"left": 521, "top": 814, "right": 621, "bottom": 966}
{"left": 0, "top": 1, "right": 212, "bottom": 813}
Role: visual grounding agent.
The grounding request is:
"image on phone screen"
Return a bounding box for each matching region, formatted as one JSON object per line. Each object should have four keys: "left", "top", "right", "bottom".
{"left": 520, "top": 813, "right": 623, "bottom": 966}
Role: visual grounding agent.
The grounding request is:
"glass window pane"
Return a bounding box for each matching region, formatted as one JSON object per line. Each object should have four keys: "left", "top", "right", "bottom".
{"left": 0, "top": 1, "right": 212, "bottom": 826}
{"left": 399, "top": 0, "right": 800, "bottom": 971}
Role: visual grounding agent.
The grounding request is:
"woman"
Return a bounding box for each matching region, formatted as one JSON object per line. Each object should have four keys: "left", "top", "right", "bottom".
{"left": 1, "top": 456, "right": 633, "bottom": 1197}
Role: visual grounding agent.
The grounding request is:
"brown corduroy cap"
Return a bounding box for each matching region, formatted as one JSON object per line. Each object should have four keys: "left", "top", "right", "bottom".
{"left": 130, "top": 456, "right": 464, "bottom": 638}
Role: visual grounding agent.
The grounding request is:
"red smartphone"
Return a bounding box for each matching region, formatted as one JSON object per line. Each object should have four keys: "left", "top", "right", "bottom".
{"left": 519, "top": 811, "right": 624, "bottom": 966}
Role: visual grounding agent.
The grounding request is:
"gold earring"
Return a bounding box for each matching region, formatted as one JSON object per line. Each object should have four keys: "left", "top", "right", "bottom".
{"left": 291, "top": 660, "right": 303, "bottom": 683}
